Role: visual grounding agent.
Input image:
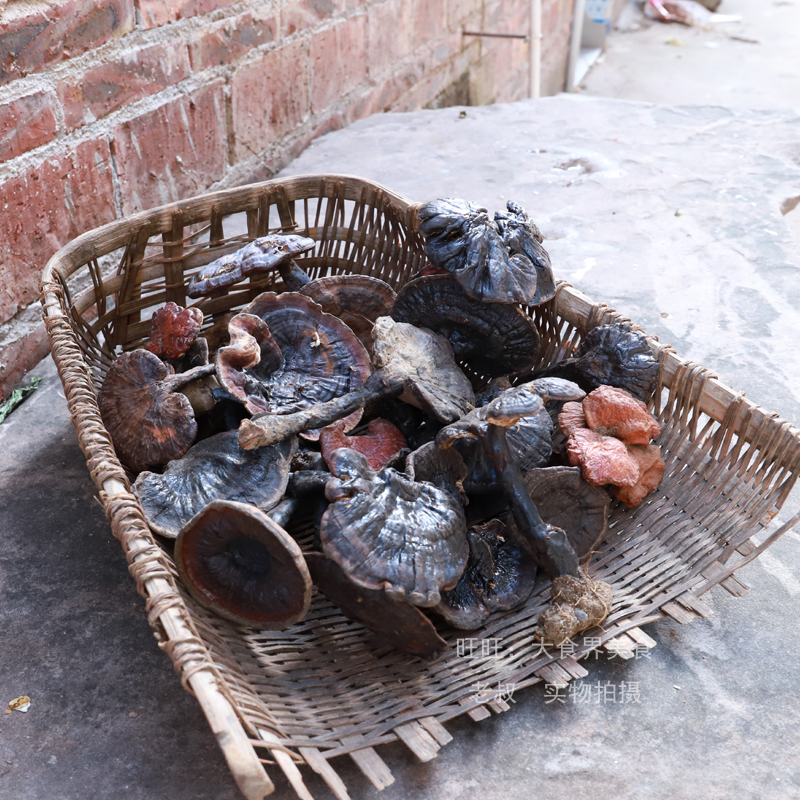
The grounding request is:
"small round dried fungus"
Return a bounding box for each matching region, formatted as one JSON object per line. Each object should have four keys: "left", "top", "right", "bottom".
{"left": 612, "top": 443, "right": 665, "bottom": 507}
{"left": 391, "top": 275, "right": 540, "bottom": 377}
{"left": 175, "top": 500, "right": 312, "bottom": 628}
{"left": 523, "top": 467, "right": 610, "bottom": 560}
{"left": 146, "top": 302, "right": 204, "bottom": 360}
{"left": 98, "top": 349, "right": 213, "bottom": 473}
{"left": 405, "top": 440, "right": 468, "bottom": 505}
{"left": 417, "top": 198, "right": 540, "bottom": 304}
{"left": 321, "top": 448, "right": 468, "bottom": 607}
{"left": 536, "top": 571, "right": 613, "bottom": 646}
{"left": 434, "top": 520, "right": 537, "bottom": 630}
{"left": 133, "top": 431, "right": 296, "bottom": 538}
{"left": 304, "top": 552, "right": 447, "bottom": 657}
{"left": 582, "top": 385, "right": 661, "bottom": 445}
{"left": 299, "top": 275, "right": 397, "bottom": 348}
{"left": 566, "top": 428, "right": 640, "bottom": 487}
{"left": 241, "top": 292, "right": 372, "bottom": 432}
{"left": 320, "top": 418, "right": 407, "bottom": 472}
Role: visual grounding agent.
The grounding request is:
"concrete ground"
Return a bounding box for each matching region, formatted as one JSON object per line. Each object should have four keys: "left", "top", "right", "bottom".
{"left": 3, "top": 7, "right": 800, "bottom": 799}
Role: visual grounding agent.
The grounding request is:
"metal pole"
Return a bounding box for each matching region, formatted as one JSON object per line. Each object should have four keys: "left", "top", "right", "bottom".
{"left": 529, "top": 0, "right": 542, "bottom": 98}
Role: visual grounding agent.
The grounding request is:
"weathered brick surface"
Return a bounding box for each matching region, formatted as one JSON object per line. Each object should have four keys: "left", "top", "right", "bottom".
{"left": 0, "top": 138, "right": 116, "bottom": 325}
{"left": 112, "top": 82, "right": 228, "bottom": 215}
{"left": 310, "top": 14, "right": 367, "bottom": 113}
{"left": 0, "top": 91, "right": 58, "bottom": 161}
{"left": 0, "top": 321, "right": 50, "bottom": 402}
{"left": 58, "top": 43, "right": 191, "bottom": 130}
{"left": 282, "top": 0, "right": 342, "bottom": 36}
{"left": 134, "top": 0, "right": 239, "bottom": 29}
{"left": 230, "top": 39, "right": 309, "bottom": 162}
{"left": 0, "top": 0, "right": 134, "bottom": 86}
{"left": 412, "top": 0, "right": 446, "bottom": 47}
{"left": 188, "top": 11, "right": 278, "bottom": 70}
{"left": 367, "top": 0, "right": 412, "bottom": 79}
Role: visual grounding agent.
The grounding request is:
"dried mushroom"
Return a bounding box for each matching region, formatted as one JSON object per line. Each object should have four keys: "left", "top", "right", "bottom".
{"left": 146, "top": 302, "right": 204, "bottom": 360}
{"left": 582, "top": 385, "right": 661, "bottom": 446}
{"left": 320, "top": 448, "right": 469, "bottom": 607}
{"left": 524, "top": 467, "right": 610, "bottom": 560}
{"left": 536, "top": 571, "right": 613, "bottom": 646}
{"left": 187, "top": 234, "right": 315, "bottom": 297}
{"left": 320, "top": 418, "right": 407, "bottom": 472}
{"left": 612, "top": 444, "right": 665, "bottom": 508}
{"left": 133, "top": 431, "right": 296, "bottom": 538}
{"left": 417, "top": 199, "right": 541, "bottom": 304}
{"left": 434, "top": 520, "right": 538, "bottom": 630}
{"left": 175, "top": 500, "right": 312, "bottom": 628}
{"left": 98, "top": 349, "right": 214, "bottom": 473}
{"left": 304, "top": 553, "right": 447, "bottom": 657}
{"left": 565, "top": 429, "right": 640, "bottom": 488}
{"left": 391, "top": 275, "right": 540, "bottom": 377}
{"left": 239, "top": 317, "right": 475, "bottom": 450}
{"left": 405, "top": 441, "right": 468, "bottom": 505}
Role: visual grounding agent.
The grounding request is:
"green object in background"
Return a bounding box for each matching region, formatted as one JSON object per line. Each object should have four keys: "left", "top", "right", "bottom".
{"left": 0, "top": 377, "right": 43, "bottom": 424}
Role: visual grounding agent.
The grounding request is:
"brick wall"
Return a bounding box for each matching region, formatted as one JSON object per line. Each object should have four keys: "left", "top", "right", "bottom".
{"left": 0, "top": 0, "right": 574, "bottom": 399}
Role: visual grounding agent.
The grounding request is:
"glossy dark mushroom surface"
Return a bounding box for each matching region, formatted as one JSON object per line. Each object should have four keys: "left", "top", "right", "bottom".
{"left": 404, "top": 440, "right": 468, "bottom": 505}
{"left": 146, "top": 302, "right": 204, "bottom": 360}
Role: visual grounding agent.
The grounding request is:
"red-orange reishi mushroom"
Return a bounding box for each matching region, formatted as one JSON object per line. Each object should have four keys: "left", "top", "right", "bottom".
{"left": 613, "top": 443, "right": 666, "bottom": 507}
{"left": 146, "top": 302, "right": 204, "bottom": 360}
{"left": 566, "top": 429, "right": 640, "bottom": 488}
{"left": 582, "top": 385, "right": 661, "bottom": 446}
{"left": 319, "top": 418, "right": 407, "bottom": 472}
{"left": 558, "top": 401, "right": 588, "bottom": 438}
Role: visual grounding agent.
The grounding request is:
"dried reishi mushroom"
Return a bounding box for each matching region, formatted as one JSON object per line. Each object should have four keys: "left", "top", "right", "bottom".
{"left": 613, "top": 444, "right": 665, "bottom": 507}
{"left": 187, "top": 234, "right": 316, "bottom": 297}
{"left": 304, "top": 552, "right": 447, "bottom": 657}
{"left": 98, "top": 349, "right": 214, "bottom": 473}
{"left": 146, "top": 302, "right": 204, "bottom": 360}
{"left": 434, "top": 520, "right": 538, "bottom": 630}
{"left": 299, "top": 275, "right": 397, "bottom": 348}
{"left": 566, "top": 428, "right": 640, "bottom": 487}
{"left": 238, "top": 317, "right": 475, "bottom": 450}
{"left": 133, "top": 431, "right": 296, "bottom": 538}
{"left": 405, "top": 440, "right": 468, "bottom": 505}
{"left": 536, "top": 571, "right": 613, "bottom": 646}
{"left": 175, "top": 500, "right": 312, "bottom": 628}
{"left": 558, "top": 401, "right": 588, "bottom": 438}
{"left": 320, "top": 418, "right": 407, "bottom": 472}
{"left": 320, "top": 448, "right": 468, "bottom": 607}
{"left": 417, "top": 198, "right": 540, "bottom": 304}
{"left": 582, "top": 385, "right": 661, "bottom": 446}
{"left": 391, "top": 275, "right": 540, "bottom": 377}
{"left": 524, "top": 467, "right": 610, "bottom": 560}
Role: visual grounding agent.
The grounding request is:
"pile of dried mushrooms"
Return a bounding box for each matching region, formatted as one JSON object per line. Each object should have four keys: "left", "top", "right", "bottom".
{"left": 98, "top": 200, "right": 664, "bottom": 655}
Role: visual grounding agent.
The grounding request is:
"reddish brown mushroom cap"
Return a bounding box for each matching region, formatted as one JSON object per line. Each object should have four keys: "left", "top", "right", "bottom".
{"left": 175, "top": 500, "right": 312, "bottom": 628}
{"left": 146, "top": 302, "right": 204, "bottom": 360}
{"left": 565, "top": 429, "right": 640, "bottom": 487}
{"left": 319, "top": 418, "right": 407, "bottom": 472}
{"left": 582, "top": 385, "right": 661, "bottom": 445}
{"left": 612, "top": 443, "right": 665, "bottom": 507}
{"left": 304, "top": 552, "right": 447, "bottom": 657}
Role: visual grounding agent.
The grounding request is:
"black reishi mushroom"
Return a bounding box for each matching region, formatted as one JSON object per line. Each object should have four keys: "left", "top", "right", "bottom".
{"left": 175, "top": 500, "right": 312, "bottom": 629}
{"left": 433, "top": 519, "right": 538, "bottom": 630}
{"left": 320, "top": 448, "right": 469, "bottom": 607}
{"left": 404, "top": 440, "right": 468, "bottom": 506}
{"left": 436, "top": 378, "right": 585, "bottom": 578}
{"left": 304, "top": 552, "right": 447, "bottom": 657}
{"left": 391, "top": 274, "right": 540, "bottom": 377}
{"left": 238, "top": 317, "right": 475, "bottom": 450}
{"left": 133, "top": 430, "right": 297, "bottom": 538}
{"left": 98, "top": 349, "right": 215, "bottom": 473}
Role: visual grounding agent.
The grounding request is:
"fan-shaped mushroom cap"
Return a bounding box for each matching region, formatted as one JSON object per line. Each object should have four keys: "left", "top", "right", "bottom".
{"left": 434, "top": 519, "right": 538, "bottom": 630}
{"left": 371, "top": 316, "right": 475, "bottom": 423}
{"left": 320, "top": 448, "right": 468, "bottom": 607}
{"left": 304, "top": 552, "right": 447, "bottom": 657}
{"left": 612, "top": 443, "right": 665, "bottom": 507}
{"left": 133, "top": 431, "right": 296, "bottom": 538}
{"left": 320, "top": 418, "right": 407, "bottom": 472}
{"left": 566, "top": 429, "right": 640, "bottom": 487}
{"left": 405, "top": 440, "right": 468, "bottom": 505}
{"left": 175, "top": 500, "right": 312, "bottom": 628}
{"left": 98, "top": 349, "right": 213, "bottom": 473}
{"left": 391, "top": 275, "right": 540, "bottom": 378}
{"left": 558, "top": 401, "right": 588, "bottom": 438}
{"left": 524, "top": 467, "right": 610, "bottom": 560}
{"left": 146, "top": 302, "right": 204, "bottom": 360}
{"left": 299, "top": 275, "right": 397, "bottom": 348}
{"left": 417, "top": 199, "right": 539, "bottom": 305}
{"left": 241, "top": 292, "right": 372, "bottom": 434}
{"left": 187, "top": 234, "right": 315, "bottom": 297}
{"left": 582, "top": 385, "right": 661, "bottom": 445}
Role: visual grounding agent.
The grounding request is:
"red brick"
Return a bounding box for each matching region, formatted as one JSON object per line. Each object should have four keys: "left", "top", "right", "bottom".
{"left": 412, "top": 0, "right": 447, "bottom": 47}
{"left": 367, "top": 0, "right": 412, "bottom": 80}
{"left": 0, "top": 138, "right": 117, "bottom": 325}
{"left": 282, "top": 0, "right": 343, "bottom": 36}
{"left": 0, "top": 0, "right": 133, "bottom": 86}
{"left": 189, "top": 11, "right": 277, "bottom": 70}
{"left": 112, "top": 82, "right": 227, "bottom": 215}
{"left": 0, "top": 91, "right": 57, "bottom": 161}
{"left": 310, "top": 15, "right": 367, "bottom": 113}
{"left": 230, "top": 39, "right": 308, "bottom": 162}
{"left": 135, "top": 0, "right": 238, "bottom": 29}
{"left": 0, "top": 322, "right": 50, "bottom": 404}
{"left": 57, "top": 43, "right": 190, "bottom": 131}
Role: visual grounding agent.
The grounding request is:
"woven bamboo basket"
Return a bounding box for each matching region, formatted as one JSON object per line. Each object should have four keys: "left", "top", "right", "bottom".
{"left": 40, "top": 174, "right": 800, "bottom": 800}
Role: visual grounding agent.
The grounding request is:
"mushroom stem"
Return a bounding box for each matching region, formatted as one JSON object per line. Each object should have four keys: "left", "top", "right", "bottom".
{"left": 239, "top": 371, "right": 403, "bottom": 450}
{"left": 277, "top": 260, "right": 312, "bottom": 291}
{"left": 268, "top": 498, "right": 299, "bottom": 528}
{"left": 161, "top": 362, "right": 216, "bottom": 392}
{"left": 483, "top": 423, "right": 579, "bottom": 578}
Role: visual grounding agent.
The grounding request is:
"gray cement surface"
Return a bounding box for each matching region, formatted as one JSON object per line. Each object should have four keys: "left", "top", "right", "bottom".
{"left": 3, "top": 95, "right": 800, "bottom": 800}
